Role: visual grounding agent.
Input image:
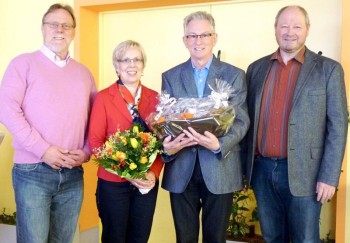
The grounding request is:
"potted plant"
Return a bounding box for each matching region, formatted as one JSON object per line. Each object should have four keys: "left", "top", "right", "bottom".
{"left": 321, "top": 231, "right": 335, "bottom": 243}
{"left": 226, "top": 189, "right": 264, "bottom": 243}
{"left": 0, "top": 208, "right": 16, "bottom": 243}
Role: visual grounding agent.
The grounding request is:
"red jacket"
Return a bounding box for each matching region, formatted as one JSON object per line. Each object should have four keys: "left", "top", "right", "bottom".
{"left": 88, "top": 82, "right": 163, "bottom": 182}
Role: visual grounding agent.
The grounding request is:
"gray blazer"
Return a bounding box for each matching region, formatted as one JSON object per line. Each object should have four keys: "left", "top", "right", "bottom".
{"left": 161, "top": 56, "right": 250, "bottom": 194}
{"left": 244, "top": 47, "right": 348, "bottom": 196}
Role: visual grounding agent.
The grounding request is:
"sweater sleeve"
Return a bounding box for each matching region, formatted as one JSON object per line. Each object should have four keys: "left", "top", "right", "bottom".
{"left": 82, "top": 74, "right": 98, "bottom": 155}
{"left": 0, "top": 57, "right": 50, "bottom": 159}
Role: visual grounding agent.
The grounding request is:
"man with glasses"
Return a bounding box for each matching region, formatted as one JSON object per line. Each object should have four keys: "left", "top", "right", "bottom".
{"left": 0, "top": 3, "right": 96, "bottom": 243}
{"left": 161, "top": 11, "right": 249, "bottom": 243}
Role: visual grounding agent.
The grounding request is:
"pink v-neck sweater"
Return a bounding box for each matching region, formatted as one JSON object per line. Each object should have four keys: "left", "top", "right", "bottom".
{"left": 0, "top": 50, "right": 97, "bottom": 164}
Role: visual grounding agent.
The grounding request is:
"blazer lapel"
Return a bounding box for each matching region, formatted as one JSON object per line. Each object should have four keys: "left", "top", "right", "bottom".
{"left": 204, "top": 57, "right": 221, "bottom": 97}
{"left": 291, "top": 49, "right": 317, "bottom": 107}
{"left": 139, "top": 86, "right": 152, "bottom": 114}
{"left": 180, "top": 60, "right": 198, "bottom": 97}
{"left": 254, "top": 61, "right": 271, "bottom": 113}
{"left": 109, "top": 83, "right": 132, "bottom": 122}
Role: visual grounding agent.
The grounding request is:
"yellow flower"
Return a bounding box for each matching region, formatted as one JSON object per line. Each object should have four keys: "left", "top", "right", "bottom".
{"left": 133, "top": 125, "right": 139, "bottom": 134}
{"left": 112, "top": 151, "right": 127, "bottom": 161}
{"left": 105, "top": 141, "right": 112, "bottom": 149}
{"left": 129, "top": 162, "right": 137, "bottom": 170}
{"left": 130, "top": 138, "right": 138, "bottom": 148}
{"left": 120, "top": 136, "right": 127, "bottom": 145}
{"left": 94, "top": 124, "right": 161, "bottom": 180}
{"left": 140, "top": 156, "right": 148, "bottom": 164}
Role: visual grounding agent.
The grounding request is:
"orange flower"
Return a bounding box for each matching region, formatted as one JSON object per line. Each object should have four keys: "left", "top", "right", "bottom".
{"left": 106, "top": 148, "right": 113, "bottom": 156}
{"left": 137, "top": 132, "right": 151, "bottom": 146}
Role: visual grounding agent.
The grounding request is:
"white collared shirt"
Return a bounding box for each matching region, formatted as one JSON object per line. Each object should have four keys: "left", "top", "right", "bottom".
{"left": 40, "top": 45, "right": 70, "bottom": 68}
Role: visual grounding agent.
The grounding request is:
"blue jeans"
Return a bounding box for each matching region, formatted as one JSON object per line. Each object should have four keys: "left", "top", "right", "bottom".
{"left": 170, "top": 160, "right": 233, "bottom": 243}
{"left": 96, "top": 178, "right": 159, "bottom": 243}
{"left": 252, "top": 156, "right": 322, "bottom": 243}
{"left": 12, "top": 163, "right": 84, "bottom": 243}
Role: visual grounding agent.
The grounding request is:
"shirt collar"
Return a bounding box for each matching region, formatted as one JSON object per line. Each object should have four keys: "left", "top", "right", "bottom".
{"left": 271, "top": 46, "right": 305, "bottom": 64}
{"left": 191, "top": 55, "right": 213, "bottom": 71}
{"left": 40, "top": 45, "right": 71, "bottom": 67}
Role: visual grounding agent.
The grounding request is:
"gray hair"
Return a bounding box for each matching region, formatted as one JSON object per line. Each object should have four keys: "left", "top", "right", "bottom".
{"left": 183, "top": 11, "right": 215, "bottom": 33}
{"left": 42, "top": 3, "right": 76, "bottom": 28}
{"left": 274, "top": 5, "right": 310, "bottom": 28}
{"left": 112, "top": 40, "right": 147, "bottom": 70}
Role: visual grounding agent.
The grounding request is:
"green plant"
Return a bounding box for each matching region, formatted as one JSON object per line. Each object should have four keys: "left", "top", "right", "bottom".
{"left": 227, "top": 190, "right": 250, "bottom": 238}
{"left": 226, "top": 189, "right": 259, "bottom": 240}
{"left": 321, "top": 231, "right": 335, "bottom": 243}
{"left": 0, "top": 208, "right": 16, "bottom": 225}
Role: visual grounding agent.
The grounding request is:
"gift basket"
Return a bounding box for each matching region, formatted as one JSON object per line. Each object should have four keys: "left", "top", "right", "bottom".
{"left": 147, "top": 79, "right": 236, "bottom": 139}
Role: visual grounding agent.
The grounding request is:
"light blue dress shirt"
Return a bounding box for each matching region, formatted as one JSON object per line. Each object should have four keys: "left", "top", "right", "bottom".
{"left": 191, "top": 56, "right": 220, "bottom": 154}
{"left": 192, "top": 57, "right": 213, "bottom": 98}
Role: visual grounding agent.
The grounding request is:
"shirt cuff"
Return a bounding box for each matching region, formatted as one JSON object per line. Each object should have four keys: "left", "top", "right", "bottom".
{"left": 212, "top": 148, "right": 221, "bottom": 154}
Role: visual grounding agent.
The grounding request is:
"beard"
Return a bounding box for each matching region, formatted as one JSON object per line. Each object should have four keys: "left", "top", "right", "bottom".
{"left": 44, "top": 42, "right": 70, "bottom": 59}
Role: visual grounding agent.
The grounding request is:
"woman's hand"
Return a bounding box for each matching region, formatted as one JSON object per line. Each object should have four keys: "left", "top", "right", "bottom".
{"left": 129, "top": 170, "right": 156, "bottom": 189}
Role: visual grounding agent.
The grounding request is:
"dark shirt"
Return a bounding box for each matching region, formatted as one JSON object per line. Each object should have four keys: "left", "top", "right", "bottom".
{"left": 257, "top": 47, "right": 305, "bottom": 158}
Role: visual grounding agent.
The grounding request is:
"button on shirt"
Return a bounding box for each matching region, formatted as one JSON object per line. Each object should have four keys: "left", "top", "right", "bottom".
{"left": 257, "top": 47, "right": 305, "bottom": 158}
{"left": 191, "top": 57, "right": 220, "bottom": 154}
{"left": 40, "top": 45, "right": 70, "bottom": 67}
{"left": 192, "top": 58, "right": 212, "bottom": 98}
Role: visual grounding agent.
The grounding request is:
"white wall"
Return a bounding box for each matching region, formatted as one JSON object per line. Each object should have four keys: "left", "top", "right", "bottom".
{"left": 99, "top": 0, "right": 342, "bottom": 92}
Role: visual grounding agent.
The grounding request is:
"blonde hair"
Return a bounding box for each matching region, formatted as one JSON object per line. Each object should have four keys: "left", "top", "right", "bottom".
{"left": 112, "top": 40, "right": 147, "bottom": 70}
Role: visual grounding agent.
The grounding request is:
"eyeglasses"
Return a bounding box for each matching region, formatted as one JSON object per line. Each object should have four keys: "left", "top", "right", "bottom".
{"left": 117, "top": 57, "right": 144, "bottom": 65}
{"left": 43, "top": 22, "right": 75, "bottom": 30}
{"left": 185, "top": 33, "right": 215, "bottom": 42}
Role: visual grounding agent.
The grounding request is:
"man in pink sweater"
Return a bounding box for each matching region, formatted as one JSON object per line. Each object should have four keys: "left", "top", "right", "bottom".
{"left": 0, "top": 3, "right": 96, "bottom": 243}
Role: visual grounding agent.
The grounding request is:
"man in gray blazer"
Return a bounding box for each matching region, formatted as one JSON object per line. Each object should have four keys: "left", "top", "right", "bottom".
{"left": 161, "top": 11, "right": 249, "bottom": 243}
{"left": 243, "top": 5, "right": 348, "bottom": 243}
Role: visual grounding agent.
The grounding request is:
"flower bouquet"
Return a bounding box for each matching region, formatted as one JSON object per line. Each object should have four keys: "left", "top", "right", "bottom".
{"left": 147, "top": 79, "right": 236, "bottom": 139}
{"left": 93, "top": 123, "right": 162, "bottom": 179}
